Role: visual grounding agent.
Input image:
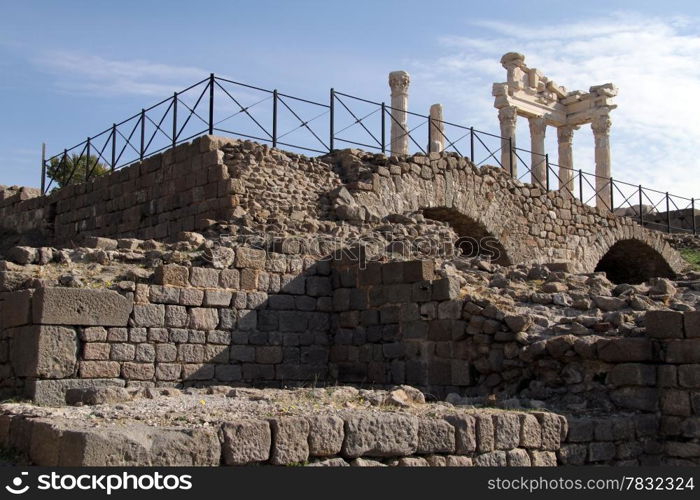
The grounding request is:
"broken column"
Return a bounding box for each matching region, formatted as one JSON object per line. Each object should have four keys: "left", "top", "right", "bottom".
{"left": 528, "top": 117, "right": 547, "bottom": 187}
{"left": 429, "top": 104, "right": 444, "bottom": 153}
{"left": 388, "top": 71, "right": 410, "bottom": 156}
{"left": 557, "top": 125, "right": 576, "bottom": 197}
{"left": 591, "top": 110, "right": 612, "bottom": 210}
{"left": 498, "top": 106, "right": 517, "bottom": 176}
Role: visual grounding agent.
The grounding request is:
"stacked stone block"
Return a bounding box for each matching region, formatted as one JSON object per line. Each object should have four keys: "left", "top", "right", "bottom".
{"left": 647, "top": 310, "right": 700, "bottom": 465}
{"left": 560, "top": 414, "right": 662, "bottom": 466}
{"left": 0, "top": 409, "right": 565, "bottom": 467}
{"left": 0, "top": 136, "right": 237, "bottom": 243}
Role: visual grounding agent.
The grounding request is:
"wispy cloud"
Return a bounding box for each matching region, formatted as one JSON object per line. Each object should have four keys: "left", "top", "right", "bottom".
{"left": 34, "top": 51, "right": 207, "bottom": 96}
{"left": 407, "top": 11, "right": 700, "bottom": 200}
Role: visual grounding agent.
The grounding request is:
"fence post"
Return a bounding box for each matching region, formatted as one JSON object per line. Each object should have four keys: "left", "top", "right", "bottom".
{"left": 111, "top": 124, "right": 116, "bottom": 171}
{"left": 172, "top": 92, "right": 178, "bottom": 149}
{"left": 329, "top": 88, "right": 334, "bottom": 152}
{"left": 40, "top": 143, "right": 46, "bottom": 195}
{"left": 666, "top": 192, "right": 671, "bottom": 233}
{"left": 579, "top": 170, "right": 583, "bottom": 203}
{"left": 638, "top": 185, "right": 643, "bottom": 226}
{"left": 140, "top": 109, "right": 145, "bottom": 161}
{"left": 508, "top": 137, "right": 513, "bottom": 176}
{"left": 692, "top": 198, "right": 697, "bottom": 235}
{"left": 381, "top": 102, "right": 386, "bottom": 155}
{"left": 272, "top": 89, "right": 278, "bottom": 148}
{"left": 427, "top": 116, "right": 432, "bottom": 153}
{"left": 86, "top": 137, "right": 91, "bottom": 181}
{"left": 545, "top": 154, "right": 550, "bottom": 191}
{"left": 469, "top": 127, "right": 474, "bottom": 162}
{"left": 208, "top": 73, "right": 214, "bottom": 135}
{"left": 609, "top": 177, "right": 614, "bottom": 212}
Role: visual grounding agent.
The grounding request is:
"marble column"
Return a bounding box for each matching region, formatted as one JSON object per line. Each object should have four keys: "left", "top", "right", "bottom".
{"left": 528, "top": 117, "right": 547, "bottom": 188}
{"left": 591, "top": 111, "right": 612, "bottom": 211}
{"left": 498, "top": 106, "right": 518, "bottom": 176}
{"left": 429, "top": 103, "right": 444, "bottom": 153}
{"left": 557, "top": 125, "right": 576, "bottom": 198}
{"left": 388, "top": 71, "right": 410, "bottom": 156}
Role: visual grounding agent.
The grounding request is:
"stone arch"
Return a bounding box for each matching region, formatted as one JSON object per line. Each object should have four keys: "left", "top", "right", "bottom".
{"left": 423, "top": 207, "right": 513, "bottom": 265}
{"left": 594, "top": 238, "right": 675, "bottom": 284}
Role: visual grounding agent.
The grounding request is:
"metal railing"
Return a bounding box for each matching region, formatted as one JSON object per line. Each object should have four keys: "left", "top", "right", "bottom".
{"left": 41, "top": 74, "right": 698, "bottom": 235}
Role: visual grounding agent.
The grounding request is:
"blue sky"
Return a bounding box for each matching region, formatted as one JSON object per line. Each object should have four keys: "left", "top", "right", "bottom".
{"left": 1, "top": 0, "right": 699, "bottom": 204}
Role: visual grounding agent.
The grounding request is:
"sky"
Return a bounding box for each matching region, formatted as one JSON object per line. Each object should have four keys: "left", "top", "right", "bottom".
{"left": 1, "top": 0, "right": 699, "bottom": 206}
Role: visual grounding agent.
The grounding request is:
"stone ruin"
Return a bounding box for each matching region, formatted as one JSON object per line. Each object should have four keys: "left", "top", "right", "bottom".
{"left": 493, "top": 52, "right": 618, "bottom": 210}
{"left": 0, "top": 64, "right": 698, "bottom": 467}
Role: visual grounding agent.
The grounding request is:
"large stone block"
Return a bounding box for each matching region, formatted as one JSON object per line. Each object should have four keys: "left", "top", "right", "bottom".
{"left": 220, "top": 420, "right": 272, "bottom": 465}
{"left": 0, "top": 290, "right": 32, "bottom": 329}
{"left": 473, "top": 450, "right": 507, "bottom": 466}
{"left": 610, "top": 387, "right": 659, "bottom": 412}
{"left": 342, "top": 414, "right": 418, "bottom": 458}
{"left": 519, "top": 414, "right": 542, "bottom": 448}
{"left": 132, "top": 304, "right": 165, "bottom": 327}
{"left": 431, "top": 277, "right": 461, "bottom": 301}
{"left": 444, "top": 414, "right": 476, "bottom": 454}
{"left": 25, "top": 378, "right": 126, "bottom": 406}
{"left": 188, "top": 308, "right": 219, "bottom": 330}
{"left": 475, "top": 413, "right": 495, "bottom": 453}
{"left": 11, "top": 325, "right": 78, "bottom": 378}
{"left": 493, "top": 413, "right": 520, "bottom": 450}
{"left": 307, "top": 415, "right": 344, "bottom": 457}
{"left": 645, "top": 310, "right": 684, "bottom": 339}
{"left": 665, "top": 340, "right": 700, "bottom": 363}
{"left": 678, "top": 364, "right": 700, "bottom": 389}
{"left": 609, "top": 363, "right": 656, "bottom": 386}
{"left": 417, "top": 418, "right": 455, "bottom": 454}
{"left": 59, "top": 424, "right": 220, "bottom": 466}
{"left": 154, "top": 264, "right": 189, "bottom": 287}
{"left": 32, "top": 287, "right": 132, "bottom": 326}
{"left": 269, "top": 417, "right": 310, "bottom": 465}
{"left": 235, "top": 247, "right": 266, "bottom": 269}
{"left": 597, "top": 338, "right": 653, "bottom": 362}
{"left": 29, "top": 418, "right": 62, "bottom": 466}
{"left": 684, "top": 311, "right": 700, "bottom": 338}
{"left": 534, "top": 412, "right": 561, "bottom": 451}
{"left": 403, "top": 260, "right": 435, "bottom": 283}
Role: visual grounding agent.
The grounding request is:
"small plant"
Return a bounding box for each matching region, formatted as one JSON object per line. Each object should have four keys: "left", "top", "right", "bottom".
{"left": 680, "top": 248, "right": 700, "bottom": 271}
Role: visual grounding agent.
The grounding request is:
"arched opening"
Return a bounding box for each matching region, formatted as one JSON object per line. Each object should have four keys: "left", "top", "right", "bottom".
{"left": 423, "top": 207, "right": 512, "bottom": 265}
{"left": 594, "top": 239, "right": 674, "bottom": 284}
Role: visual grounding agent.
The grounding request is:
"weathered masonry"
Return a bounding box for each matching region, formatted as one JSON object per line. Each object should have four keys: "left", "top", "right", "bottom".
{"left": 0, "top": 258, "right": 698, "bottom": 465}
{"left": 493, "top": 52, "right": 617, "bottom": 209}
{"left": 0, "top": 136, "right": 685, "bottom": 278}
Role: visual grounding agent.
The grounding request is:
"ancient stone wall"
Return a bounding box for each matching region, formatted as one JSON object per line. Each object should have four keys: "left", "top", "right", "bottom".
{"left": 330, "top": 149, "right": 686, "bottom": 276}
{"left": 1, "top": 254, "right": 698, "bottom": 465}
{"left": 0, "top": 408, "right": 565, "bottom": 466}
{"left": 0, "top": 136, "right": 686, "bottom": 278}
{"left": 0, "top": 137, "right": 238, "bottom": 245}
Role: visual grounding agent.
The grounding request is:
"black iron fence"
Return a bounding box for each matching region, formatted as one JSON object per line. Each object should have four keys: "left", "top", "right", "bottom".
{"left": 41, "top": 74, "right": 698, "bottom": 235}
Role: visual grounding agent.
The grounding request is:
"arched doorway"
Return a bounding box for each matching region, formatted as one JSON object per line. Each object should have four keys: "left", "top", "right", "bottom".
{"left": 423, "top": 207, "right": 512, "bottom": 265}
{"left": 594, "top": 239, "right": 674, "bottom": 284}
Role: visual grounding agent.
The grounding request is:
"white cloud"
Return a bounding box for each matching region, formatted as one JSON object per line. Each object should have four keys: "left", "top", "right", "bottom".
{"left": 406, "top": 11, "right": 700, "bottom": 201}
{"left": 35, "top": 51, "right": 208, "bottom": 96}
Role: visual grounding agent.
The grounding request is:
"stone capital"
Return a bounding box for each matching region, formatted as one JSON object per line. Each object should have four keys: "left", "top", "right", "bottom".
{"left": 388, "top": 71, "right": 410, "bottom": 96}
{"left": 591, "top": 112, "right": 612, "bottom": 136}
{"left": 528, "top": 116, "right": 547, "bottom": 137}
{"left": 498, "top": 106, "right": 518, "bottom": 125}
{"left": 557, "top": 125, "right": 576, "bottom": 144}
